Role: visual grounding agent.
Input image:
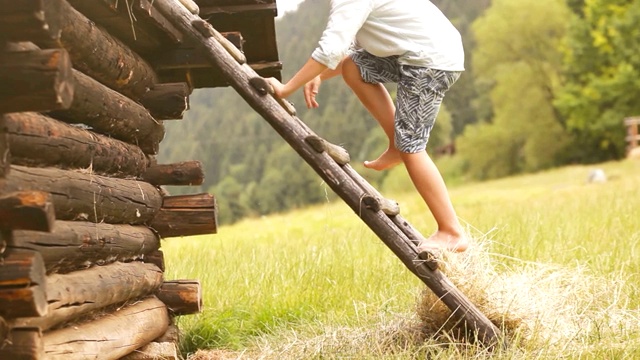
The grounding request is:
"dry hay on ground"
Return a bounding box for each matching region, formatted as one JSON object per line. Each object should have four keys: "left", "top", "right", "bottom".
{"left": 189, "top": 236, "right": 639, "bottom": 359}
{"left": 418, "top": 235, "right": 640, "bottom": 354}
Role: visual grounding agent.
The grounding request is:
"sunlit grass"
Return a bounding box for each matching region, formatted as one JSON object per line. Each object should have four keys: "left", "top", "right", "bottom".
{"left": 162, "top": 159, "right": 640, "bottom": 358}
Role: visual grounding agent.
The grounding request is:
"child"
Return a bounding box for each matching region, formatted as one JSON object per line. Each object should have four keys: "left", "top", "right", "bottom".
{"left": 267, "top": 0, "right": 468, "bottom": 252}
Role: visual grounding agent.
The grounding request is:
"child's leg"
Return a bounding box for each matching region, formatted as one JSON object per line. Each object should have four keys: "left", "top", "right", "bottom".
{"left": 342, "top": 57, "right": 402, "bottom": 170}
{"left": 401, "top": 151, "right": 468, "bottom": 252}
{"left": 343, "top": 54, "right": 467, "bottom": 252}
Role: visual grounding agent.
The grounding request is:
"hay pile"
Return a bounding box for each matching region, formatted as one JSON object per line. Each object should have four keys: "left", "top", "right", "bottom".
{"left": 417, "top": 236, "right": 640, "bottom": 355}
{"left": 190, "top": 236, "right": 639, "bottom": 359}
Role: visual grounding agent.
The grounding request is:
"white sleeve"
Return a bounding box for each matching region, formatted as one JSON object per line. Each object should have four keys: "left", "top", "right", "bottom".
{"left": 311, "top": 0, "right": 373, "bottom": 70}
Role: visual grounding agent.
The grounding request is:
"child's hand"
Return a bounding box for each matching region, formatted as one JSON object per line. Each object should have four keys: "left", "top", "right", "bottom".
{"left": 265, "top": 78, "right": 288, "bottom": 98}
{"left": 303, "top": 76, "right": 322, "bottom": 109}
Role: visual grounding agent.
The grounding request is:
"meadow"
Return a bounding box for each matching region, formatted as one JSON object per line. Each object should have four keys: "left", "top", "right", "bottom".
{"left": 162, "top": 159, "right": 640, "bottom": 359}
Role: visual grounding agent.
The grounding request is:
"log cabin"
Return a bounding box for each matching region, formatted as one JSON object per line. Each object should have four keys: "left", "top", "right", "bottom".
{"left": 0, "top": 1, "right": 281, "bottom": 359}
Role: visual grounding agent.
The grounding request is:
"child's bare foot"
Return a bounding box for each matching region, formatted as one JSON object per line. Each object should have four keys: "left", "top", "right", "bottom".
{"left": 417, "top": 230, "right": 469, "bottom": 253}
{"left": 364, "top": 148, "right": 402, "bottom": 171}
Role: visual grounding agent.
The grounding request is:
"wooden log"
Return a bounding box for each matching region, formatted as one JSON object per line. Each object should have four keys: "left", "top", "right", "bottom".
{"left": 140, "top": 83, "right": 191, "bottom": 120}
{"left": 0, "top": 327, "right": 43, "bottom": 360}
{"left": 0, "top": 115, "right": 8, "bottom": 178}
{"left": 0, "top": 0, "right": 62, "bottom": 43}
{"left": 0, "top": 165, "right": 162, "bottom": 225}
{"left": 49, "top": 69, "right": 164, "bottom": 155}
{"left": 0, "top": 191, "right": 55, "bottom": 232}
{"left": 156, "top": 280, "right": 202, "bottom": 316}
{"left": 0, "top": 48, "right": 74, "bottom": 113}
{"left": 5, "top": 112, "right": 149, "bottom": 177}
{"left": 63, "top": 0, "right": 164, "bottom": 54}
{"left": 10, "top": 221, "right": 160, "bottom": 274}
{"left": 149, "top": 194, "right": 217, "bottom": 238}
{"left": 154, "top": 324, "right": 180, "bottom": 344}
{"left": 151, "top": 3, "right": 502, "bottom": 345}
{"left": 142, "top": 250, "right": 165, "bottom": 272}
{"left": 38, "top": 0, "right": 159, "bottom": 101}
{"left": 138, "top": 0, "right": 184, "bottom": 45}
{"left": 0, "top": 315, "right": 7, "bottom": 344}
{"left": 43, "top": 297, "right": 169, "bottom": 359}
{"left": 179, "top": 0, "right": 200, "bottom": 15}
{"left": 11, "top": 262, "right": 163, "bottom": 331}
{"left": 120, "top": 342, "right": 177, "bottom": 360}
{"left": 141, "top": 161, "right": 204, "bottom": 186}
{"left": 0, "top": 249, "right": 47, "bottom": 319}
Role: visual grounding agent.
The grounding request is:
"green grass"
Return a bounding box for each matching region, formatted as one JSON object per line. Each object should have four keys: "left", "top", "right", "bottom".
{"left": 162, "top": 159, "right": 640, "bottom": 359}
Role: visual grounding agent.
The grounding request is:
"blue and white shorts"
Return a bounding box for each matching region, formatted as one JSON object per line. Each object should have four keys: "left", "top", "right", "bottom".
{"left": 350, "top": 50, "right": 461, "bottom": 153}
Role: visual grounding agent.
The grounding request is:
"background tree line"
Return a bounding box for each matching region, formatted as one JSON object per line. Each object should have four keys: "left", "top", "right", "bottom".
{"left": 159, "top": 0, "right": 640, "bottom": 224}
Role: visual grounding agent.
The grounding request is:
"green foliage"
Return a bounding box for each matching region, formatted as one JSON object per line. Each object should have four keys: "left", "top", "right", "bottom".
{"left": 431, "top": 0, "right": 492, "bottom": 135}
{"left": 458, "top": 0, "right": 572, "bottom": 180}
{"left": 555, "top": 0, "right": 640, "bottom": 161}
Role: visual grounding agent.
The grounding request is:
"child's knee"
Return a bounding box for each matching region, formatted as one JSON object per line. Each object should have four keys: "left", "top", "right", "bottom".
{"left": 341, "top": 58, "right": 361, "bottom": 85}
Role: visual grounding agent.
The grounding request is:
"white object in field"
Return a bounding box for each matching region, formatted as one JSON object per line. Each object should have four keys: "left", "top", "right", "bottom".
{"left": 587, "top": 168, "right": 607, "bottom": 183}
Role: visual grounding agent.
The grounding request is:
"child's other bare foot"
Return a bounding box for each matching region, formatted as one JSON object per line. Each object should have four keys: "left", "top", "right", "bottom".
{"left": 364, "top": 148, "right": 402, "bottom": 171}
{"left": 417, "top": 230, "right": 469, "bottom": 253}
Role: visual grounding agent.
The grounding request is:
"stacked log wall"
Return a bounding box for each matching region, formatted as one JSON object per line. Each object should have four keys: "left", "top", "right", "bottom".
{"left": 0, "top": 1, "right": 222, "bottom": 358}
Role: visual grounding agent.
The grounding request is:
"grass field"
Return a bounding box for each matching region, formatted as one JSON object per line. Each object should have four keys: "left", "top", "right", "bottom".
{"left": 162, "top": 159, "right": 640, "bottom": 359}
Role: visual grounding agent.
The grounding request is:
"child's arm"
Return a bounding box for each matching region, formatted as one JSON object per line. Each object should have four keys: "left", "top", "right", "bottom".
{"left": 268, "top": 56, "right": 347, "bottom": 109}
{"left": 267, "top": 58, "right": 326, "bottom": 98}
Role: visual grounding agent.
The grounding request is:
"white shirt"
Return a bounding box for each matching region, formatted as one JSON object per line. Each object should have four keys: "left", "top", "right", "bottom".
{"left": 311, "top": 0, "right": 465, "bottom": 71}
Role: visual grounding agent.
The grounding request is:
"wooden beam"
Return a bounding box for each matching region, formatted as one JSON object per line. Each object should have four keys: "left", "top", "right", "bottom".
{"left": 43, "top": 297, "right": 169, "bottom": 359}
{"left": 4, "top": 112, "right": 149, "bottom": 177}
{"left": 0, "top": 0, "right": 62, "bottom": 43}
{"left": 0, "top": 327, "right": 43, "bottom": 360}
{"left": 141, "top": 161, "right": 204, "bottom": 186}
{"left": 156, "top": 280, "right": 202, "bottom": 316}
{"left": 0, "top": 249, "right": 47, "bottom": 319}
{"left": 0, "top": 48, "right": 74, "bottom": 113}
{"left": 140, "top": 83, "right": 191, "bottom": 120}
{"left": 49, "top": 69, "right": 164, "bottom": 155}
{"left": 150, "top": 1, "right": 502, "bottom": 345}
{"left": 0, "top": 191, "right": 55, "bottom": 232}
{"left": 149, "top": 194, "right": 217, "bottom": 238}
{"left": 138, "top": 0, "right": 184, "bottom": 44}
{"left": 11, "top": 262, "right": 163, "bottom": 331}
{"left": 0, "top": 165, "right": 162, "bottom": 225}
{"left": 38, "top": 0, "right": 159, "bottom": 101}
{"left": 11, "top": 221, "right": 160, "bottom": 274}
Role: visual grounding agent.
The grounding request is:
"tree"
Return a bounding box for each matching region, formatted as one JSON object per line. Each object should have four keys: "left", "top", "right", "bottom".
{"left": 457, "top": 0, "right": 572, "bottom": 179}
{"left": 555, "top": 0, "right": 640, "bottom": 161}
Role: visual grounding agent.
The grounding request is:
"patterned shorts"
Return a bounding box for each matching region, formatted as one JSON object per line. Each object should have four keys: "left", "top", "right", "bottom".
{"left": 350, "top": 50, "right": 461, "bottom": 153}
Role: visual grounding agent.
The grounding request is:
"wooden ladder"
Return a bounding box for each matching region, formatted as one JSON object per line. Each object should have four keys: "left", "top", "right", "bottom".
{"left": 153, "top": 0, "right": 502, "bottom": 346}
